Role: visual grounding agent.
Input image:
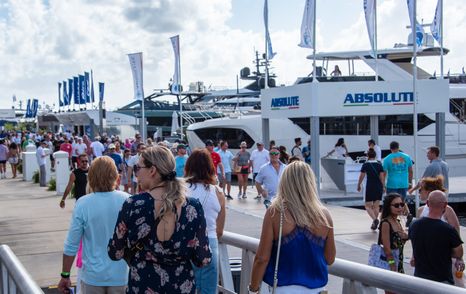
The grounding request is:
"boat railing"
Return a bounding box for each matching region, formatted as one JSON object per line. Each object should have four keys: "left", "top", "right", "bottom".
{"left": 0, "top": 244, "right": 43, "bottom": 294}
{"left": 218, "top": 231, "right": 466, "bottom": 294}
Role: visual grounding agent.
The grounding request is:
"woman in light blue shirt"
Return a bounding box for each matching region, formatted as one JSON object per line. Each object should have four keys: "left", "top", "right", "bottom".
{"left": 58, "top": 156, "right": 130, "bottom": 294}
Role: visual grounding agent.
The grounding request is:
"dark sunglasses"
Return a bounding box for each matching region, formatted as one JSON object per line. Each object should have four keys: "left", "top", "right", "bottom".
{"left": 134, "top": 164, "right": 151, "bottom": 174}
{"left": 81, "top": 160, "right": 89, "bottom": 163}
{"left": 391, "top": 202, "right": 405, "bottom": 208}
{"left": 269, "top": 152, "right": 280, "bottom": 155}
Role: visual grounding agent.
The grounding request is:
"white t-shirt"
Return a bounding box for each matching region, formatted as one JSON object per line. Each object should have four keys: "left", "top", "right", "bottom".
{"left": 250, "top": 149, "right": 270, "bottom": 173}
{"left": 36, "top": 146, "right": 46, "bottom": 166}
{"left": 75, "top": 143, "right": 87, "bottom": 156}
{"left": 90, "top": 141, "right": 105, "bottom": 157}
{"left": 127, "top": 154, "right": 139, "bottom": 183}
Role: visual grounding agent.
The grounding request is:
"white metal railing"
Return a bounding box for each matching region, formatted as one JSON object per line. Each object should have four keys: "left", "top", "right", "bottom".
{"left": 0, "top": 245, "right": 43, "bottom": 294}
{"left": 218, "top": 231, "right": 466, "bottom": 294}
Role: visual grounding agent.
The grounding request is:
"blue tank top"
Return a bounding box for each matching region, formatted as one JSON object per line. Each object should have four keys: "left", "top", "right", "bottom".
{"left": 263, "top": 226, "right": 328, "bottom": 289}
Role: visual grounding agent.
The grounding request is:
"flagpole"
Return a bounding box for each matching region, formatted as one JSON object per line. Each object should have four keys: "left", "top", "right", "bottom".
{"left": 312, "top": 0, "right": 317, "bottom": 83}
{"left": 374, "top": 0, "right": 378, "bottom": 81}
{"left": 412, "top": 0, "right": 420, "bottom": 212}
{"left": 178, "top": 58, "right": 183, "bottom": 140}
{"left": 440, "top": 0, "right": 444, "bottom": 79}
{"left": 264, "top": 0, "right": 269, "bottom": 89}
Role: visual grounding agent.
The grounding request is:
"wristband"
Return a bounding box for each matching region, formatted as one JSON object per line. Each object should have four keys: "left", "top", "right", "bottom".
{"left": 60, "top": 271, "right": 70, "bottom": 278}
{"left": 388, "top": 259, "right": 395, "bottom": 265}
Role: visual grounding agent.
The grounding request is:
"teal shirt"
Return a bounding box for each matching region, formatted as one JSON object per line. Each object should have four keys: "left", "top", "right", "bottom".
{"left": 64, "top": 191, "right": 129, "bottom": 286}
{"left": 175, "top": 155, "right": 188, "bottom": 177}
{"left": 383, "top": 151, "right": 413, "bottom": 189}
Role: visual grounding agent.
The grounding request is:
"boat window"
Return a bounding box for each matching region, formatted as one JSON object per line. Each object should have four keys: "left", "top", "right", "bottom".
{"left": 289, "top": 117, "right": 370, "bottom": 135}
{"left": 378, "top": 114, "right": 434, "bottom": 135}
{"left": 193, "top": 128, "right": 254, "bottom": 149}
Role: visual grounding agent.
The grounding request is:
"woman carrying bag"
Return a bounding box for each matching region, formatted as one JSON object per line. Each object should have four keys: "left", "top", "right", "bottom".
{"left": 249, "top": 161, "right": 336, "bottom": 293}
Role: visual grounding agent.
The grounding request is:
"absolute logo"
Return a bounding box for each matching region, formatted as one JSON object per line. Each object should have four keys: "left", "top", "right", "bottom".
{"left": 343, "top": 92, "right": 414, "bottom": 106}
{"left": 270, "top": 96, "right": 300, "bottom": 110}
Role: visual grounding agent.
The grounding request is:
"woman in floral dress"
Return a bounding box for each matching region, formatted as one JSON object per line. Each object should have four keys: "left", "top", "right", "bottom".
{"left": 108, "top": 146, "right": 211, "bottom": 293}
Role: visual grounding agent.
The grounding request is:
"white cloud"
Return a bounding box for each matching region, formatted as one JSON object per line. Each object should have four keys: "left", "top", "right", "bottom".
{"left": 0, "top": 0, "right": 464, "bottom": 111}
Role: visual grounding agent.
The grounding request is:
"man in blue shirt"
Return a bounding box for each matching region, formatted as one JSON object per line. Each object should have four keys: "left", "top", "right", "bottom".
{"left": 383, "top": 141, "right": 413, "bottom": 222}
{"left": 175, "top": 144, "right": 188, "bottom": 177}
{"left": 255, "top": 147, "right": 286, "bottom": 208}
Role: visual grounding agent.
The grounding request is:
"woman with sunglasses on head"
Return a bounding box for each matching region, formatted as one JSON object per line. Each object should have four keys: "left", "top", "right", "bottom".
{"left": 108, "top": 146, "right": 211, "bottom": 294}
{"left": 233, "top": 141, "right": 251, "bottom": 198}
{"left": 379, "top": 193, "right": 408, "bottom": 289}
{"left": 249, "top": 161, "right": 335, "bottom": 293}
{"left": 412, "top": 176, "right": 463, "bottom": 286}
{"left": 184, "top": 149, "right": 226, "bottom": 294}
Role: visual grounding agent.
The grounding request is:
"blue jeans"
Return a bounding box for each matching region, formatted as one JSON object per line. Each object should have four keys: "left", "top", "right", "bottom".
{"left": 193, "top": 237, "right": 218, "bottom": 294}
{"left": 386, "top": 188, "right": 408, "bottom": 201}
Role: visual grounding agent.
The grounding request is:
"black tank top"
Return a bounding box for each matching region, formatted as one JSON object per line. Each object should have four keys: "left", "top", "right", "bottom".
{"left": 74, "top": 168, "right": 88, "bottom": 200}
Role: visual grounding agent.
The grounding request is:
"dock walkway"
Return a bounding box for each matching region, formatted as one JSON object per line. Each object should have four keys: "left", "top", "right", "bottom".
{"left": 1, "top": 170, "right": 465, "bottom": 292}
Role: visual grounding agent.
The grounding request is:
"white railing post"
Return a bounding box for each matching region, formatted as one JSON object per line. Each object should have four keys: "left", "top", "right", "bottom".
{"left": 218, "top": 243, "right": 235, "bottom": 292}
{"left": 239, "top": 250, "right": 255, "bottom": 294}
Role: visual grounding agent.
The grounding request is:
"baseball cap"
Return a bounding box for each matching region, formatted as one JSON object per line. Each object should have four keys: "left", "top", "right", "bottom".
{"left": 177, "top": 144, "right": 186, "bottom": 150}
{"left": 108, "top": 143, "right": 116, "bottom": 149}
{"left": 256, "top": 141, "right": 264, "bottom": 145}
{"left": 205, "top": 139, "right": 214, "bottom": 146}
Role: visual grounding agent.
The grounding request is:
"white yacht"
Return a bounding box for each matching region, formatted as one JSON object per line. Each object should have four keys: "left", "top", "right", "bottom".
{"left": 187, "top": 41, "right": 466, "bottom": 177}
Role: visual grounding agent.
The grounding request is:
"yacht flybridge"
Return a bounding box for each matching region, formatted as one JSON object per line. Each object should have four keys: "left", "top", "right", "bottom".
{"left": 187, "top": 39, "right": 466, "bottom": 177}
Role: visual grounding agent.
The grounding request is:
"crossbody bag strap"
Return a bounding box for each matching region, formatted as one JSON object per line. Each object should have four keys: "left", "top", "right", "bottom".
{"left": 368, "top": 162, "right": 384, "bottom": 186}
{"left": 272, "top": 206, "right": 284, "bottom": 293}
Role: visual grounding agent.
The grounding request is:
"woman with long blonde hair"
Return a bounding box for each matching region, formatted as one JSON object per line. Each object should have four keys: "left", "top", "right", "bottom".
{"left": 249, "top": 161, "right": 336, "bottom": 293}
{"left": 108, "top": 146, "right": 211, "bottom": 293}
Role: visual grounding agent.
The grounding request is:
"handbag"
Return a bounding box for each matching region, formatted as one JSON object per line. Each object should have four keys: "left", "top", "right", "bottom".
{"left": 368, "top": 220, "right": 400, "bottom": 270}
{"left": 368, "top": 244, "right": 400, "bottom": 270}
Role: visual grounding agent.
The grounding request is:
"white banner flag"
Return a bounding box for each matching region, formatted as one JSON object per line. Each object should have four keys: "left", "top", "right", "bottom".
{"left": 128, "top": 52, "right": 144, "bottom": 101}
{"left": 364, "top": 0, "right": 376, "bottom": 55}
{"left": 298, "top": 0, "right": 315, "bottom": 49}
{"left": 407, "top": 0, "right": 424, "bottom": 47}
{"left": 430, "top": 0, "right": 442, "bottom": 43}
{"left": 170, "top": 35, "right": 181, "bottom": 94}
{"left": 263, "top": 0, "right": 276, "bottom": 60}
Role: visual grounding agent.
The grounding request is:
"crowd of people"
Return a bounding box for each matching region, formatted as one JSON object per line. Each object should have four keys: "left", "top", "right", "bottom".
{"left": 1, "top": 128, "right": 464, "bottom": 292}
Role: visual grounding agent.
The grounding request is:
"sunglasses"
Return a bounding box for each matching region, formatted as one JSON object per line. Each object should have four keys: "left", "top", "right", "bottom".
{"left": 134, "top": 164, "right": 151, "bottom": 174}
{"left": 81, "top": 160, "right": 89, "bottom": 163}
{"left": 391, "top": 202, "right": 405, "bottom": 208}
{"left": 270, "top": 152, "right": 280, "bottom": 155}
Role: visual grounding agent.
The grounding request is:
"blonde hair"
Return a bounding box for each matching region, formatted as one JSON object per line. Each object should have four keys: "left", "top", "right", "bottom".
{"left": 271, "top": 161, "right": 330, "bottom": 231}
{"left": 87, "top": 156, "right": 119, "bottom": 192}
{"left": 141, "top": 146, "right": 186, "bottom": 219}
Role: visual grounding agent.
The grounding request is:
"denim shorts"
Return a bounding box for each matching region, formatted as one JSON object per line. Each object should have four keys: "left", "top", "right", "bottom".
{"left": 193, "top": 237, "right": 218, "bottom": 294}
{"left": 218, "top": 172, "right": 232, "bottom": 182}
{"left": 386, "top": 188, "right": 408, "bottom": 201}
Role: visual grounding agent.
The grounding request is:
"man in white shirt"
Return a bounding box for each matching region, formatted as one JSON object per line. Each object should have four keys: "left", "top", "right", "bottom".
{"left": 255, "top": 146, "right": 286, "bottom": 208}
{"left": 368, "top": 139, "right": 382, "bottom": 162}
{"left": 126, "top": 143, "right": 146, "bottom": 194}
{"left": 291, "top": 137, "right": 304, "bottom": 160}
{"left": 36, "top": 140, "right": 48, "bottom": 187}
{"left": 90, "top": 137, "right": 105, "bottom": 159}
{"left": 250, "top": 141, "right": 270, "bottom": 199}
{"left": 74, "top": 137, "right": 87, "bottom": 166}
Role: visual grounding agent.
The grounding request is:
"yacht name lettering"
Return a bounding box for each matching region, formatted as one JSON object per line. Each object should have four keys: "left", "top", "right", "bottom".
{"left": 344, "top": 92, "right": 413, "bottom": 104}
{"left": 271, "top": 96, "right": 300, "bottom": 108}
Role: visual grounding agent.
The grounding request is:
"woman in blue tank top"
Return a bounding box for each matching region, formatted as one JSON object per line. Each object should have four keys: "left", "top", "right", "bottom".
{"left": 249, "top": 161, "right": 336, "bottom": 293}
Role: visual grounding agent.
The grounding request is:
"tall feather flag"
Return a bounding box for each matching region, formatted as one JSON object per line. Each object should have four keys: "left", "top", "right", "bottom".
{"left": 79, "top": 75, "right": 86, "bottom": 105}
{"left": 169, "top": 36, "right": 181, "bottom": 94}
{"left": 263, "top": 0, "right": 276, "bottom": 59}
{"left": 31, "top": 99, "right": 39, "bottom": 117}
{"left": 407, "top": 0, "right": 424, "bottom": 47}
{"left": 90, "top": 70, "right": 95, "bottom": 103}
{"left": 63, "top": 81, "right": 69, "bottom": 106}
{"left": 128, "top": 52, "right": 144, "bottom": 100}
{"left": 73, "top": 77, "right": 79, "bottom": 105}
{"left": 84, "top": 71, "right": 91, "bottom": 103}
{"left": 58, "top": 82, "right": 64, "bottom": 107}
{"left": 298, "top": 0, "right": 315, "bottom": 49}
{"left": 430, "top": 0, "right": 442, "bottom": 43}
{"left": 364, "top": 0, "right": 376, "bottom": 56}
{"left": 99, "top": 82, "right": 105, "bottom": 102}
{"left": 25, "top": 99, "right": 31, "bottom": 118}
{"left": 68, "top": 78, "right": 74, "bottom": 106}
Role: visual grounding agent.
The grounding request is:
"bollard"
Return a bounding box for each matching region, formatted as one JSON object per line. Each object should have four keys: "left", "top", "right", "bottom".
{"left": 53, "top": 151, "right": 70, "bottom": 196}
{"left": 22, "top": 150, "right": 39, "bottom": 181}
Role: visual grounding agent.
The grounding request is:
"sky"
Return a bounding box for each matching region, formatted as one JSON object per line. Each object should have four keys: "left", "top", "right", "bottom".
{"left": 0, "top": 0, "right": 465, "bottom": 111}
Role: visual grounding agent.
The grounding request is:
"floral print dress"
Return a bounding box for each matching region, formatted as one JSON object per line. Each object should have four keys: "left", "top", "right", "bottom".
{"left": 108, "top": 193, "right": 212, "bottom": 294}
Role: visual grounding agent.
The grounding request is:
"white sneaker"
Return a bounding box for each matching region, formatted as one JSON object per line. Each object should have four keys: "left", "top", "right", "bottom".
{"left": 237, "top": 192, "right": 242, "bottom": 198}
